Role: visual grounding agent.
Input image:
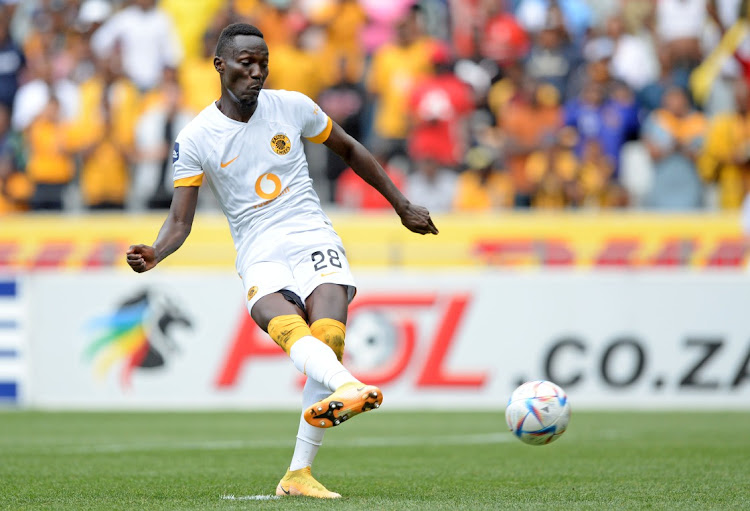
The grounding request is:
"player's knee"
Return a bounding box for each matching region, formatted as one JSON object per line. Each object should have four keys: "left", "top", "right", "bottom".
{"left": 267, "top": 314, "right": 311, "bottom": 354}
{"left": 310, "top": 318, "right": 346, "bottom": 362}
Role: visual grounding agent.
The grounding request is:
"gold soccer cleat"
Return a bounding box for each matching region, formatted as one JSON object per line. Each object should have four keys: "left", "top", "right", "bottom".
{"left": 275, "top": 467, "right": 341, "bottom": 498}
{"left": 304, "top": 381, "right": 383, "bottom": 428}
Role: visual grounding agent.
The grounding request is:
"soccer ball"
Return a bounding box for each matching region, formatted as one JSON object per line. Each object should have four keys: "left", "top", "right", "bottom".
{"left": 505, "top": 380, "right": 571, "bottom": 446}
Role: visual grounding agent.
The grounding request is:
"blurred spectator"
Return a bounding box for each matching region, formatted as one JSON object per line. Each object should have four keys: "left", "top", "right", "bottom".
{"left": 406, "top": 157, "right": 457, "bottom": 213}
{"left": 605, "top": 13, "right": 659, "bottom": 92}
{"left": 638, "top": 46, "right": 690, "bottom": 113}
{"left": 694, "top": 0, "right": 750, "bottom": 115}
{"left": 563, "top": 80, "right": 638, "bottom": 178}
{"left": 450, "top": 0, "right": 481, "bottom": 59}
{"left": 576, "top": 138, "right": 626, "bottom": 208}
{"left": 12, "top": 58, "right": 79, "bottom": 132}
{"left": 70, "top": 57, "right": 139, "bottom": 210}
{"left": 515, "top": 0, "right": 593, "bottom": 42}
{"left": 318, "top": 59, "right": 366, "bottom": 201}
{"left": 24, "top": 98, "right": 76, "bottom": 210}
{"left": 566, "top": 36, "right": 616, "bottom": 100}
{"left": 654, "top": 0, "right": 706, "bottom": 70}
{"left": 699, "top": 79, "right": 750, "bottom": 209}
{"left": 523, "top": 17, "right": 578, "bottom": 99}
{"left": 500, "top": 81, "right": 563, "bottom": 206}
{"left": 0, "top": 6, "right": 25, "bottom": 111}
{"left": 252, "top": 0, "right": 307, "bottom": 50}
{"left": 179, "top": 30, "right": 222, "bottom": 115}
{"left": 359, "top": 0, "right": 415, "bottom": 55}
{"left": 454, "top": 145, "right": 514, "bottom": 210}
{"left": 366, "top": 6, "right": 434, "bottom": 163}
{"left": 266, "top": 25, "right": 329, "bottom": 100}
{"left": 134, "top": 71, "right": 193, "bottom": 209}
{"left": 315, "top": 0, "right": 368, "bottom": 84}
{"left": 407, "top": 42, "right": 474, "bottom": 168}
{"left": 91, "top": 0, "right": 183, "bottom": 91}
{"left": 0, "top": 102, "right": 31, "bottom": 213}
{"left": 743, "top": 191, "right": 750, "bottom": 234}
{"left": 161, "top": 0, "right": 224, "bottom": 60}
{"left": 525, "top": 128, "right": 578, "bottom": 208}
{"left": 335, "top": 159, "right": 406, "bottom": 210}
{"left": 643, "top": 86, "right": 706, "bottom": 209}
{"left": 480, "top": 1, "right": 530, "bottom": 67}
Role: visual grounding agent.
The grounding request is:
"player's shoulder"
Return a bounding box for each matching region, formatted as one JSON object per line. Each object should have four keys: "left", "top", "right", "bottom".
{"left": 260, "top": 89, "right": 315, "bottom": 113}
{"left": 175, "top": 103, "right": 226, "bottom": 147}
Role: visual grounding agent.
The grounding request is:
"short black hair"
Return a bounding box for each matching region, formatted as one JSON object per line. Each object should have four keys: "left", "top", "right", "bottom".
{"left": 215, "top": 23, "right": 264, "bottom": 58}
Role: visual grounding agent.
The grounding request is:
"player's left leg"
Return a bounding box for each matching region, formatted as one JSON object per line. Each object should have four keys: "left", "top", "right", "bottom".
{"left": 276, "top": 377, "right": 341, "bottom": 499}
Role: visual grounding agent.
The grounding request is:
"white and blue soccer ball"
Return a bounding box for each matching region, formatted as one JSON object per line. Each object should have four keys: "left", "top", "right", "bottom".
{"left": 505, "top": 380, "right": 571, "bottom": 446}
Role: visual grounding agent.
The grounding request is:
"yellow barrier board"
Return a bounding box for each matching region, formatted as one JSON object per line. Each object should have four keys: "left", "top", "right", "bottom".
{"left": 0, "top": 212, "right": 746, "bottom": 269}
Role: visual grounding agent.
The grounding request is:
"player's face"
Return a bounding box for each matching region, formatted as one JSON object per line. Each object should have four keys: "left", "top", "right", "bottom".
{"left": 219, "top": 35, "right": 269, "bottom": 106}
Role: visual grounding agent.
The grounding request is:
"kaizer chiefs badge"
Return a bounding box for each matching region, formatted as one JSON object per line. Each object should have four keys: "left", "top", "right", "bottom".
{"left": 271, "top": 133, "right": 291, "bottom": 155}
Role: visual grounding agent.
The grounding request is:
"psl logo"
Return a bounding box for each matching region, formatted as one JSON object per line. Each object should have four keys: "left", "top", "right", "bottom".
{"left": 216, "top": 292, "right": 487, "bottom": 388}
{"left": 84, "top": 290, "right": 192, "bottom": 388}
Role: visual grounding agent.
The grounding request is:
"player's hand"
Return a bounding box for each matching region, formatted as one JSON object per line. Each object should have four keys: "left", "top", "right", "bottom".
{"left": 397, "top": 203, "right": 439, "bottom": 235}
{"left": 126, "top": 244, "right": 159, "bottom": 273}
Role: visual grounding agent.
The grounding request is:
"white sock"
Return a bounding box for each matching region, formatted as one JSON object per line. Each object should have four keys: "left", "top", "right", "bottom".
{"left": 289, "top": 378, "right": 329, "bottom": 471}
{"left": 289, "top": 336, "right": 358, "bottom": 391}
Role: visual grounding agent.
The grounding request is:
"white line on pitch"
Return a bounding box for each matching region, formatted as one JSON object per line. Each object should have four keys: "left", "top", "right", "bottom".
{"left": 221, "top": 495, "right": 279, "bottom": 501}
{"left": 50, "top": 432, "right": 511, "bottom": 454}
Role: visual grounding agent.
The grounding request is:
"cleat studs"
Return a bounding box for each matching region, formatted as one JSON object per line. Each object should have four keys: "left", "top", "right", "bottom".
{"left": 320, "top": 421, "right": 326, "bottom": 426}
{"left": 374, "top": 403, "right": 380, "bottom": 408}
{"left": 334, "top": 419, "right": 340, "bottom": 425}
{"left": 317, "top": 406, "right": 323, "bottom": 411}
{"left": 330, "top": 403, "right": 336, "bottom": 409}
{"left": 372, "top": 392, "right": 378, "bottom": 398}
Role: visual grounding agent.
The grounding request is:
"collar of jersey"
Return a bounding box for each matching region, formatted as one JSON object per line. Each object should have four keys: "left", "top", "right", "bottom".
{"left": 211, "top": 94, "right": 264, "bottom": 126}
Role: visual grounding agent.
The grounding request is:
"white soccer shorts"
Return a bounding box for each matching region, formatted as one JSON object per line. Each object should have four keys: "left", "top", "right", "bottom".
{"left": 239, "top": 227, "right": 356, "bottom": 315}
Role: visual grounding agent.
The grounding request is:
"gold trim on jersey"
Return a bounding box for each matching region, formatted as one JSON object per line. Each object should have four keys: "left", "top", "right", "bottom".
{"left": 271, "top": 133, "right": 291, "bottom": 155}
{"left": 305, "top": 116, "right": 333, "bottom": 144}
{"left": 174, "top": 174, "right": 204, "bottom": 187}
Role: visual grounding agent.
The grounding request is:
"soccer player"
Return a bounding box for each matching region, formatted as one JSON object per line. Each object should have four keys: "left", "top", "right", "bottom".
{"left": 125, "top": 23, "right": 438, "bottom": 499}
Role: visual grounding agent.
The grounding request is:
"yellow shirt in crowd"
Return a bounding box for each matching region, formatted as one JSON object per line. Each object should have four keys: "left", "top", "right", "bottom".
{"left": 453, "top": 170, "right": 515, "bottom": 211}
{"left": 180, "top": 56, "right": 221, "bottom": 114}
{"left": 25, "top": 118, "right": 76, "bottom": 185}
{"left": 267, "top": 44, "right": 330, "bottom": 101}
{"left": 367, "top": 38, "right": 434, "bottom": 140}
{"left": 699, "top": 112, "right": 750, "bottom": 209}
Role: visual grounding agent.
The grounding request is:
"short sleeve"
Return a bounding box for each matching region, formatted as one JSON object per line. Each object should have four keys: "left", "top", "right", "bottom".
{"left": 292, "top": 92, "right": 333, "bottom": 144}
{"left": 172, "top": 133, "right": 204, "bottom": 187}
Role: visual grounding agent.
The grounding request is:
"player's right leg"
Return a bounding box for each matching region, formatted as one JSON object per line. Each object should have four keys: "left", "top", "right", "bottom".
{"left": 301, "top": 283, "right": 382, "bottom": 429}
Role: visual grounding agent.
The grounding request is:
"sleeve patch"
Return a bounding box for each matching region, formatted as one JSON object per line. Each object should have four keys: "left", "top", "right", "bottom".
{"left": 172, "top": 142, "right": 180, "bottom": 163}
{"left": 305, "top": 116, "right": 333, "bottom": 144}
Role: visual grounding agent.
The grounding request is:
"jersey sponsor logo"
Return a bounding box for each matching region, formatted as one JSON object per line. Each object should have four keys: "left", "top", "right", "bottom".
{"left": 172, "top": 142, "right": 179, "bottom": 163}
{"left": 247, "top": 286, "right": 258, "bottom": 301}
{"left": 220, "top": 155, "right": 239, "bottom": 168}
{"left": 255, "top": 172, "right": 283, "bottom": 200}
{"left": 270, "top": 133, "right": 291, "bottom": 155}
{"left": 313, "top": 105, "right": 320, "bottom": 115}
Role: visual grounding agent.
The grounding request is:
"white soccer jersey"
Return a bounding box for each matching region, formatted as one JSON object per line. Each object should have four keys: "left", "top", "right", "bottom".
{"left": 172, "top": 89, "right": 336, "bottom": 275}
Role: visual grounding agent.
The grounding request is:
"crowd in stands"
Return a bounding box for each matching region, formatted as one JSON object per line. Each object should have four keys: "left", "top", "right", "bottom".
{"left": 2, "top": 0, "right": 750, "bottom": 214}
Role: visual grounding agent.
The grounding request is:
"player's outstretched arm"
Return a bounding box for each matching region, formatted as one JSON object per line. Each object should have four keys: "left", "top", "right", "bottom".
{"left": 324, "top": 122, "right": 438, "bottom": 235}
{"left": 126, "top": 186, "right": 200, "bottom": 273}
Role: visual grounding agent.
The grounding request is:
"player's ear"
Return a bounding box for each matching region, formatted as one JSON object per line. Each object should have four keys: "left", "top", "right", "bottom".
{"left": 214, "top": 56, "right": 224, "bottom": 74}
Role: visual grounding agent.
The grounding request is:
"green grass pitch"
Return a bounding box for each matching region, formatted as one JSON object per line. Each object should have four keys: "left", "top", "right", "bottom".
{"left": 1, "top": 410, "right": 748, "bottom": 510}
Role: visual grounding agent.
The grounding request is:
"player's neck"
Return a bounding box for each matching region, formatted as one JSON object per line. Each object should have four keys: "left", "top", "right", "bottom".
{"left": 216, "top": 93, "right": 258, "bottom": 123}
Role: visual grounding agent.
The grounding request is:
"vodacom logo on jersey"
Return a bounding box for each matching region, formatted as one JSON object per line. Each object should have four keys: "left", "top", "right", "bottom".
{"left": 254, "top": 172, "right": 283, "bottom": 200}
